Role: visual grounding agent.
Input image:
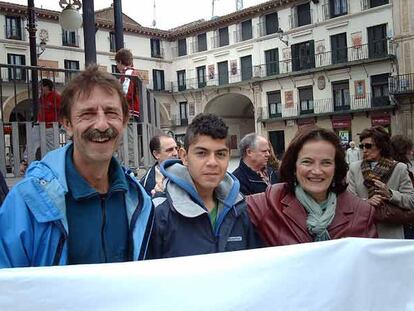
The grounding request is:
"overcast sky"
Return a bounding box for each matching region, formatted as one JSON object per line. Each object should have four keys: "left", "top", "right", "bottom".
{"left": 8, "top": 0, "right": 269, "bottom": 30}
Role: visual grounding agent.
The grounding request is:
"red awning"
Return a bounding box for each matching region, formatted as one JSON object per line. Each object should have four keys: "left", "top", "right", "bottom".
{"left": 371, "top": 114, "right": 391, "bottom": 126}
{"left": 297, "top": 118, "right": 315, "bottom": 127}
{"left": 331, "top": 115, "right": 351, "bottom": 129}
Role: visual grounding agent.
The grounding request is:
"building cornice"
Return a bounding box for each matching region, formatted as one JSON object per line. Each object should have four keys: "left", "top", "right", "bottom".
{"left": 0, "top": 0, "right": 296, "bottom": 41}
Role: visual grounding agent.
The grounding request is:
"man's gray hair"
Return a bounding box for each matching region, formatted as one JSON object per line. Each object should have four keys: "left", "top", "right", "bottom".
{"left": 239, "top": 133, "right": 260, "bottom": 158}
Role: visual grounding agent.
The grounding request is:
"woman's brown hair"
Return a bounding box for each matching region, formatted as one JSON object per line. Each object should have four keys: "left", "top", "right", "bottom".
{"left": 359, "top": 126, "right": 392, "bottom": 158}
{"left": 279, "top": 125, "right": 348, "bottom": 194}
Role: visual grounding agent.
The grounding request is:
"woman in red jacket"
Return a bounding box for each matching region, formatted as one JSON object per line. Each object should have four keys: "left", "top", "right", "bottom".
{"left": 247, "top": 126, "right": 377, "bottom": 246}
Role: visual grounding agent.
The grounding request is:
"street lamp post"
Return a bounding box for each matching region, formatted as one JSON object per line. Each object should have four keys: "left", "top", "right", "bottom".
{"left": 113, "top": 0, "right": 124, "bottom": 51}
{"left": 82, "top": 0, "right": 97, "bottom": 65}
{"left": 27, "top": 0, "right": 39, "bottom": 121}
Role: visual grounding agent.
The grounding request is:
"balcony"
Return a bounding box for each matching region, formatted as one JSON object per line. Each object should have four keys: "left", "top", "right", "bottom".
{"left": 151, "top": 47, "right": 164, "bottom": 59}
{"left": 5, "top": 25, "right": 25, "bottom": 41}
{"left": 289, "top": 8, "right": 313, "bottom": 28}
{"left": 191, "top": 40, "right": 207, "bottom": 54}
{"left": 389, "top": 74, "right": 414, "bottom": 95}
{"left": 322, "top": 1, "right": 349, "bottom": 20}
{"left": 361, "top": 0, "right": 389, "bottom": 10}
{"left": 170, "top": 114, "right": 188, "bottom": 127}
{"left": 165, "top": 40, "right": 394, "bottom": 93}
{"left": 259, "top": 94, "right": 393, "bottom": 122}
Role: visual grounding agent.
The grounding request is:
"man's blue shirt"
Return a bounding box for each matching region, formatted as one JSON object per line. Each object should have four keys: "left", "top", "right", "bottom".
{"left": 65, "top": 146, "right": 129, "bottom": 264}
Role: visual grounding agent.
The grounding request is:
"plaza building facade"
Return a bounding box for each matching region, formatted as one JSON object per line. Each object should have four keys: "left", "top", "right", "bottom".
{"left": 0, "top": 0, "right": 411, "bottom": 162}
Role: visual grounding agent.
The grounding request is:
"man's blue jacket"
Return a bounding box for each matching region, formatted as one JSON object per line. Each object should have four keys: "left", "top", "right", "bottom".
{"left": 0, "top": 143, "right": 154, "bottom": 268}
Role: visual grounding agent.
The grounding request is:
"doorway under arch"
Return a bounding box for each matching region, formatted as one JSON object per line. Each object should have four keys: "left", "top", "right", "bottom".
{"left": 204, "top": 93, "right": 255, "bottom": 159}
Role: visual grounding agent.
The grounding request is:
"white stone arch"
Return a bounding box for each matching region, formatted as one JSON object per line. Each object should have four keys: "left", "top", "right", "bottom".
{"left": 204, "top": 92, "right": 255, "bottom": 157}
{"left": 2, "top": 90, "right": 30, "bottom": 122}
{"left": 159, "top": 102, "right": 170, "bottom": 128}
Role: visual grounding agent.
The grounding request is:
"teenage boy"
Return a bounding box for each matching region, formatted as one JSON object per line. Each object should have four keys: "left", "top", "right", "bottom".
{"left": 148, "top": 113, "right": 261, "bottom": 259}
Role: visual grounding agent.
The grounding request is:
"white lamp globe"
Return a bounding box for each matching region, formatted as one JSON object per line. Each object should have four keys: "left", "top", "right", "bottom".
{"left": 59, "top": 5, "right": 82, "bottom": 31}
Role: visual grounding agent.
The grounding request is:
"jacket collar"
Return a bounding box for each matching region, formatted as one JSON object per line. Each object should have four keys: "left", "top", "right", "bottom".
{"left": 22, "top": 143, "right": 150, "bottom": 230}
{"left": 281, "top": 190, "right": 354, "bottom": 239}
{"left": 239, "top": 160, "right": 274, "bottom": 182}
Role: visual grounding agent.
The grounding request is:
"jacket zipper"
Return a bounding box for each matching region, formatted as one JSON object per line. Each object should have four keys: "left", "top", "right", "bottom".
{"left": 53, "top": 221, "right": 67, "bottom": 266}
{"left": 100, "top": 194, "right": 108, "bottom": 263}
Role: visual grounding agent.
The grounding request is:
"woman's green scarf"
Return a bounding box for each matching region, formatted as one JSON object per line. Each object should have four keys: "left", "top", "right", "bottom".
{"left": 295, "top": 185, "right": 337, "bottom": 242}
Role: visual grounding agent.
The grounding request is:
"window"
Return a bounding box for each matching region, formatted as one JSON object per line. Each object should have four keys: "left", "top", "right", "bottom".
{"left": 240, "top": 55, "right": 252, "bottom": 81}
{"left": 332, "top": 81, "right": 350, "bottom": 111}
{"left": 6, "top": 16, "right": 22, "bottom": 40}
{"left": 109, "top": 32, "right": 116, "bottom": 52}
{"left": 329, "top": 0, "right": 348, "bottom": 18}
{"left": 218, "top": 61, "right": 229, "bottom": 85}
{"left": 370, "top": 0, "right": 388, "bottom": 8}
{"left": 299, "top": 87, "right": 314, "bottom": 114}
{"left": 331, "top": 33, "right": 347, "bottom": 64}
{"left": 179, "top": 102, "right": 188, "bottom": 126}
{"left": 296, "top": 2, "right": 311, "bottom": 27}
{"left": 265, "top": 12, "right": 278, "bottom": 35}
{"left": 265, "top": 48, "right": 279, "bottom": 76}
{"left": 371, "top": 74, "right": 390, "bottom": 107}
{"left": 62, "top": 30, "right": 79, "bottom": 47}
{"left": 197, "top": 33, "right": 207, "bottom": 52}
{"left": 7, "top": 54, "right": 26, "bottom": 81}
{"left": 153, "top": 69, "right": 165, "bottom": 91}
{"left": 151, "top": 38, "right": 162, "bottom": 58}
{"left": 177, "top": 70, "right": 186, "bottom": 91}
{"left": 197, "top": 66, "right": 206, "bottom": 88}
{"left": 291, "top": 40, "right": 315, "bottom": 71}
{"left": 368, "top": 24, "right": 387, "bottom": 59}
{"left": 241, "top": 20, "right": 252, "bottom": 41}
{"left": 178, "top": 38, "right": 187, "bottom": 56}
{"left": 64, "top": 59, "right": 80, "bottom": 81}
{"left": 219, "top": 27, "right": 229, "bottom": 47}
{"left": 267, "top": 91, "right": 282, "bottom": 117}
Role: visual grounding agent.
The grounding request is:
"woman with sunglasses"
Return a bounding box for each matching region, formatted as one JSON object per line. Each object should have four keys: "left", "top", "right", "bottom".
{"left": 247, "top": 126, "right": 377, "bottom": 246}
{"left": 348, "top": 126, "right": 414, "bottom": 239}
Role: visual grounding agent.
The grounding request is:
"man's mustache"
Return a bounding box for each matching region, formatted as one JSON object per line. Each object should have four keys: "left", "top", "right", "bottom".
{"left": 82, "top": 127, "right": 119, "bottom": 141}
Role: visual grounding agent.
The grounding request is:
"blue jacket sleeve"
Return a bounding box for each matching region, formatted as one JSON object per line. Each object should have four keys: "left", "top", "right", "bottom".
{"left": 0, "top": 189, "right": 34, "bottom": 268}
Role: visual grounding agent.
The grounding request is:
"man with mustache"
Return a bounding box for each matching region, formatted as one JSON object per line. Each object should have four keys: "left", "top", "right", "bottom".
{"left": 148, "top": 113, "right": 261, "bottom": 259}
{"left": 0, "top": 66, "right": 153, "bottom": 268}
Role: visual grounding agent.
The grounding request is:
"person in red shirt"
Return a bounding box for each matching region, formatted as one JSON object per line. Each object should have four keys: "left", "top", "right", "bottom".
{"left": 115, "top": 48, "right": 140, "bottom": 119}
{"left": 30, "top": 79, "right": 62, "bottom": 158}
{"left": 115, "top": 48, "right": 140, "bottom": 168}
{"left": 38, "top": 78, "right": 61, "bottom": 127}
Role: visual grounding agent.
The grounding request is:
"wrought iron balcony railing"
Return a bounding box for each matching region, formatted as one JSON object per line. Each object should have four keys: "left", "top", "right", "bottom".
{"left": 389, "top": 73, "right": 414, "bottom": 95}
{"left": 259, "top": 93, "right": 392, "bottom": 121}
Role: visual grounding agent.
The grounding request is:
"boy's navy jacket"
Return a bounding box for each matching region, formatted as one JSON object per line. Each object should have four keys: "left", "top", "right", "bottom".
{"left": 0, "top": 143, "right": 154, "bottom": 268}
{"left": 147, "top": 159, "right": 262, "bottom": 259}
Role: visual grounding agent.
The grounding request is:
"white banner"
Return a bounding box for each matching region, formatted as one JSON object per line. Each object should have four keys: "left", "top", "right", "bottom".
{"left": 1, "top": 238, "right": 414, "bottom": 311}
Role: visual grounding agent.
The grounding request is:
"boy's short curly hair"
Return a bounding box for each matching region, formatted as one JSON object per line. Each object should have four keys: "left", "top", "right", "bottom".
{"left": 114, "top": 48, "right": 133, "bottom": 66}
{"left": 184, "top": 113, "right": 229, "bottom": 151}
